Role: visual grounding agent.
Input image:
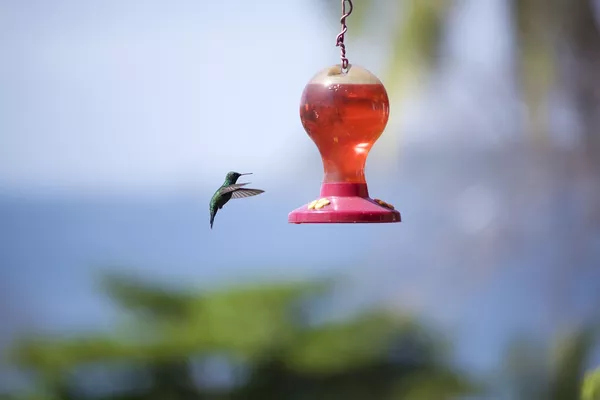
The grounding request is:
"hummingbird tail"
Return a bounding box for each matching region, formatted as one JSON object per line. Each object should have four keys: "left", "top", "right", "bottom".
{"left": 210, "top": 211, "right": 216, "bottom": 229}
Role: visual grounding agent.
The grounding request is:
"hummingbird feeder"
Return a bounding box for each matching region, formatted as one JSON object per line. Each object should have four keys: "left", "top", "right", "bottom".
{"left": 288, "top": 0, "right": 401, "bottom": 224}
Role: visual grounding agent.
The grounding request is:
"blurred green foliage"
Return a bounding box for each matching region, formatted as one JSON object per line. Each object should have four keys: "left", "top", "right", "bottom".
{"left": 582, "top": 368, "right": 600, "bottom": 400}
{"left": 8, "top": 273, "right": 476, "bottom": 400}
{"left": 4, "top": 272, "right": 599, "bottom": 399}
{"left": 549, "top": 330, "right": 596, "bottom": 400}
{"left": 503, "top": 329, "right": 599, "bottom": 400}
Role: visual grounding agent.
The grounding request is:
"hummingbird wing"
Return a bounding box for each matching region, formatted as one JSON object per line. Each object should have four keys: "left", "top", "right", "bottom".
{"left": 218, "top": 183, "right": 250, "bottom": 195}
{"left": 230, "top": 188, "right": 265, "bottom": 199}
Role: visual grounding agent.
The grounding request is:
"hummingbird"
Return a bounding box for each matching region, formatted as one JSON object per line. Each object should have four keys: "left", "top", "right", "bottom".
{"left": 209, "top": 171, "right": 265, "bottom": 229}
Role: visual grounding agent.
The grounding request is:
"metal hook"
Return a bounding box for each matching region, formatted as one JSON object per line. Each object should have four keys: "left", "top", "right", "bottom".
{"left": 335, "top": 0, "right": 353, "bottom": 72}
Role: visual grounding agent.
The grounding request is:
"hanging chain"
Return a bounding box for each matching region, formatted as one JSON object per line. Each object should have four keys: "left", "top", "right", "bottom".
{"left": 335, "top": 0, "right": 353, "bottom": 72}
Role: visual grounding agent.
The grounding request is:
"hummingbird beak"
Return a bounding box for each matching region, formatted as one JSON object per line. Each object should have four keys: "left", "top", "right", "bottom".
{"left": 239, "top": 173, "right": 252, "bottom": 176}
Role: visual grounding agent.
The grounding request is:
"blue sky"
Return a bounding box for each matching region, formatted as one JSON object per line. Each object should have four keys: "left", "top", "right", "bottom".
{"left": 0, "top": 0, "right": 338, "bottom": 193}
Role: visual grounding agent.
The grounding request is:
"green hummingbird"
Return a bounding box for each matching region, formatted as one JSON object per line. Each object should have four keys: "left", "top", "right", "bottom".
{"left": 209, "top": 171, "right": 265, "bottom": 229}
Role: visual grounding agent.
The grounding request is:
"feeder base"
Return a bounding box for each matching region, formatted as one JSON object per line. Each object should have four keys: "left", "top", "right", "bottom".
{"left": 288, "top": 183, "right": 401, "bottom": 224}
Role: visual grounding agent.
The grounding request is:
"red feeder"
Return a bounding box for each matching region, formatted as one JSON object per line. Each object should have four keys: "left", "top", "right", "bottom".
{"left": 288, "top": 64, "right": 401, "bottom": 224}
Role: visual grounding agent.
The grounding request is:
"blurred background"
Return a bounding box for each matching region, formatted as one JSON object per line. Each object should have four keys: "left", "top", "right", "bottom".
{"left": 1, "top": 0, "right": 600, "bottom": 398}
